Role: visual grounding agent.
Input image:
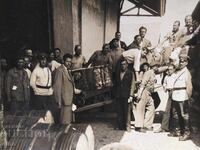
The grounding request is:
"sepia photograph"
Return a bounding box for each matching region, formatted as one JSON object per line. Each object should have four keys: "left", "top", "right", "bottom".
{"left": 0, "top": 0, "right": 200, "bottom": 149}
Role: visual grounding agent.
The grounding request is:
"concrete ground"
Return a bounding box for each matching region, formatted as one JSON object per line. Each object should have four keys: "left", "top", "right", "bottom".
{"left": 87, "top": 119, "right": 200, "bottom": 150}
{"left": 77, "top": 111, "right": 200, "bottom": 150}
{"left": 78, "top": 86, "right": 200, "bottom": 150}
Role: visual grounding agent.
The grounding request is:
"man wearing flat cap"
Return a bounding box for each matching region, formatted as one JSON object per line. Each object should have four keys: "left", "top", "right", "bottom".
{"left": 30, "top": 53, "right": 55, "bottom": 111}
{"left": 170, "top": 53, "right": 192, "bottom": 141}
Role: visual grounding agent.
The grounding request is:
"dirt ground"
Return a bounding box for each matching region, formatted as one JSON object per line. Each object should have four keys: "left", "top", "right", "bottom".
{"left": 78, "top": 112, "right": 200, "bottom": 150}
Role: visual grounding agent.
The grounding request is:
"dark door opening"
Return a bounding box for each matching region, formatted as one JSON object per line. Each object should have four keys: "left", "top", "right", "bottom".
{"left": 0, "top": 0, "right": 53, "bottom": 64}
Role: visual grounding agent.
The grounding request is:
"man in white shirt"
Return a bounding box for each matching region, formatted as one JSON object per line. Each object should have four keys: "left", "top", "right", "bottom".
{"left": 171, "top": 54, "right": 192, "bottom": 141}
{"left": 30, "top": 53, "right": 55, "bottom": 111}
{"left": 155, "top": 64, "right": 176, "bottom": 133}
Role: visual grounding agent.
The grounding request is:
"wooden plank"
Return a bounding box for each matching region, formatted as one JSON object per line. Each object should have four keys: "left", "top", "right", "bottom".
{"left": 74, "top": 100, "right": 113, "bottom": 113}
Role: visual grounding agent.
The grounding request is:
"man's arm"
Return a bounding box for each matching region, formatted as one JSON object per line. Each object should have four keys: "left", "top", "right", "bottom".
{"left": 129, "top": 72, "right": 136, "bottom": 97}
{"left": 30, "top": 69, "right": 37, "bottom": 94}
{"left": 53, "top": 69, "right": 63, "bottom": 107}
{"left": 186, "top": 70, "right": 193, "bottom": 99}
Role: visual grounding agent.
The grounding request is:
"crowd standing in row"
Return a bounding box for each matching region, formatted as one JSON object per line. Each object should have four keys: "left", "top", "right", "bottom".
{"left": 0, "top": 14, "right": 199, "bottom": 141}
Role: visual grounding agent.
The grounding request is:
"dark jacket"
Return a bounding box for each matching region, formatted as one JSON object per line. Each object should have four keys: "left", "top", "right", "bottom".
{"left": 6, "top": 68, "right": 30, "bottom": 102}
{"left": 109, "top": 39, "right": 128, "bottom": 50}
{"left": 116, "top": 70, "right": 136, "bottom": 99}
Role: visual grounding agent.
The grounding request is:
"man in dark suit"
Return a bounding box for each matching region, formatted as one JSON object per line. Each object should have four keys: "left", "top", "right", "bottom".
{"left": 109, "top": 32, "right": 127, "bottom": 51}
{"left": 53, "top": 53, "right": 81, "bottom": 124}
{"left": 115, "top": 57, "right": 136, "bottom": 131}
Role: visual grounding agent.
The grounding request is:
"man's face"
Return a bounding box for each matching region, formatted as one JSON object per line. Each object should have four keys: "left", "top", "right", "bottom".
{"left": 24, "top": 57, "right": 30, "bottom": 68}
{"left": 187, "top": 26, "right": 193, "bottom": 34}
{"left": 173, "top": 22, "right": 180, "bottom": 32}
{"left": 185, "top": 16, "right": 193, "bottom": 27}
{"left": 115, "top": 32, "right": 121, "bottom": 40}
{"left": 49, "top": 52, "right": 55, "bottom": 61}
{"left": 75, "top": 46, "right": 82, "bottom": 56}
{"left": 113, "top": 39, "right": 119, "bottom": 48}
{"left": 135, "top": 36, "right": 142, "bottom": 45}
{"left": 139, "top": 29, "right": 147, "bottom": 38}
{"left": 55, "top": 50, "right": 61, "bottom": 57}
{"left": 102, "top": 45, "right": 110, "bottom": 55}
{"left": 64, "top": 58, "right": 72, "bottom": 69}
{"left": 121, "top": 60, "right": 128, "bottom": 71}
{"left": 152, "top": 65, "right": 158, "bottom": 73}
{"left": 168, "top": 66, "right": 175, "bottom": 75}
{"left": 26, "top": 49, "right": 33, "bottom": 61}
{"left": 0, "top": 59, "right": 8, "bottom": 70}
{"left": 17, "top": 59, "right": 24, "bottom": 70}
{"left": 179, "top": 59, "right": 188, "bottom": 69}
{"left": 143, "top": 64, "right": 149, "bottom": 72}
{"left": 39, "top": 58, "right": 47, "bottom": 68}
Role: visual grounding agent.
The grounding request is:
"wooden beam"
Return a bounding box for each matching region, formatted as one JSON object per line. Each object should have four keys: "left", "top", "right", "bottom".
{"left": 74, "top": 100, "right": 113, "bottom": 113}
{"left": 121, "top": 6, "right": 137, "bottom": 15}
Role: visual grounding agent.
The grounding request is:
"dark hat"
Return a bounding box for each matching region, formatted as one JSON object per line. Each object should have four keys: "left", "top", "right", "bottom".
{"left": 38, "top": 53, "right": 47, "bottom": 60}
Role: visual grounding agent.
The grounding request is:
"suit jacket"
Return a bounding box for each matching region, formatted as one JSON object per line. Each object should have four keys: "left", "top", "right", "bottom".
{"left": 53, "top": 65, "right": 74, "bottom": 106}
{"left": 116, "top": 70, "right": 136, "bottom": 99}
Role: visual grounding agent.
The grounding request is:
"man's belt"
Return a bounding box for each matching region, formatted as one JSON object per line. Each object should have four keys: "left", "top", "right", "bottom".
{"left": 36, "top": 85, "right": 51, "bottom": 89}
{"left": 173, "top": 87, "right": 186, "bottom": 91}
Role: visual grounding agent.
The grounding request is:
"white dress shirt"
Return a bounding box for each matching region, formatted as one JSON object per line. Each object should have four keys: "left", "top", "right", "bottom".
{"left": 122, "top": 48, "right": 141, "bottom": 72}
{"left": 30, "top": 66, "right": 53, "bottom": 96}
{"left": 172, "top": 67, "right": 192, "bottom": 101}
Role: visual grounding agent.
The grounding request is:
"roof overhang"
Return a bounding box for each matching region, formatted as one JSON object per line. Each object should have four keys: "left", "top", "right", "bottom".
{"left": 121, "top": 0, "right": 166, "bottom": 17}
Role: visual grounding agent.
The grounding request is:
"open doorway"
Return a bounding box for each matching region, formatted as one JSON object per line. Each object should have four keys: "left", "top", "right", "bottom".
{"left": 0, "top": 0, "right": 53, "bottom": 65}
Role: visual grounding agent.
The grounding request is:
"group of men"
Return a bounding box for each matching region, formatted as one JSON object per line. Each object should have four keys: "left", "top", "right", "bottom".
{"left": 0, "top": 13, "right": 198, "bottom": 142}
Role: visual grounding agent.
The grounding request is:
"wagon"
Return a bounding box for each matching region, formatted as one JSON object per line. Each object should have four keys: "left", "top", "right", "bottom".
{"left": 71, "top": 65, "right": 114, "bottom": 113}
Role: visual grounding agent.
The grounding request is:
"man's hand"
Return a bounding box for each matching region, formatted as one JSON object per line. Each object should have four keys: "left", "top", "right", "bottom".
{"left": 128, "top": 97, "right": 133, "bottom": 103}
{"left": 72, "top": 104, "right": 77, "bottom": 112}
{"left": 57, "top": 102, "right": 61, "bottom": 108}
{"left": 74, "top": 88, "right": 82, "bottom": 94}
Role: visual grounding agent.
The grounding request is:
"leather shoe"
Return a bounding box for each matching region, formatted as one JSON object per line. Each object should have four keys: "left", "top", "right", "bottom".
{"left": 135, "top": 127, "right": 146, "bottom": 133}
{"left": 179, "top": 134, "right": 191, "bottom": 141}
{"left": 167, "top": 132, "right": 178, "bottom": 137}
{"left": 154, "top": 128, "right": 166, "bottom": 133}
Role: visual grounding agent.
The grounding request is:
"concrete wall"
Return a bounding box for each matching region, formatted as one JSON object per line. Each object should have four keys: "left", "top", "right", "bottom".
{"left": 52, "top": 0, "right": 120, "bottom": 59}
{"left": 52, "top": 0, "right": 73, "bottom": 56}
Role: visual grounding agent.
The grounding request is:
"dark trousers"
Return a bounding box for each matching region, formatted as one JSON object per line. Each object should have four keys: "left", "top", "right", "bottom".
{"left": 171, "top": 100, "right": 190, "bottom": 135}
{"left": 10, "top": 101, "right": 29, "bottom": 114}
{"left": 34, "top": 95, "right": 59, "bottom": 123}
{"left": 161, "top": 91, "right": 172, "bottom": 131}
{"left": 116, "top": 97, "right": 131, "bottom": 130}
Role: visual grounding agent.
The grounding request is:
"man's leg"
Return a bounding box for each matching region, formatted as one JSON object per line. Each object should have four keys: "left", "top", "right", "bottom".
{"left": 161, "top": 95, "right": 172, "bottom": 131}
{"left": 60, "top": 105, "right": 72, "bottom": 124}
{"left": 179, "top": 100, "right": 191, "bottom": 141}
{"left": 144, "top": 96, "right": 155, "bottom": 129}
{"left": 134, "top": 95, "right": 146, "bottom": 128}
